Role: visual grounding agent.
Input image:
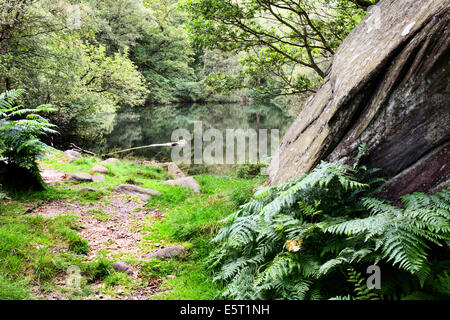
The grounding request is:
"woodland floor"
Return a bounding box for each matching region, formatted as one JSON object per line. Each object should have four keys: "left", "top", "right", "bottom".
{"left": 0, "top": 150, "right": 262, "bottom": 300}
{"left": 30, "top": 169, "right": 169, "bottom": 300}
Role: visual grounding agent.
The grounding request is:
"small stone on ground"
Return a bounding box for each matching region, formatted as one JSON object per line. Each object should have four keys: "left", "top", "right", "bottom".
{"left": 91, "top": 165, "right": 109, "bottom": 174}
{"left": 114, "top": 184, "right": 161, "bottom": 201}
{"left": 146, "top": 244, "right": 186, "bottom": 259}
{"left": 166, "top": 162, "right": 185, "bottom": 179}
{"left": 113, "top": 261, "right": 134, "bottom": 276}
{"left": 101, "top": 158, "right": 119, "bottom": 165}
{"left": 41, "top": 169, "right": 67, "bottom": 183}
{"left": 165, "top": 176, "right": 200, "bottom": 193}
{"left": 64, "top": 150, "right": 81, "bottom": 163}
{"left": 92, "top": 175, "right": 106, "bottom": 182}
{"left": 67, "top": 173, "right": 93, "bottom": 182}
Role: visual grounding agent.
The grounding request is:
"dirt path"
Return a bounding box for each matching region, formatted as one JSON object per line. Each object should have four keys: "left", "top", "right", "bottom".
{"left": 32, "top": 169, "right": 165, "bottom": 300}
{"left": 41, "top": 168, "right": 67, "bottom": 183}
{"left": 33, "top": 196, "right": 161, "bottom": 258}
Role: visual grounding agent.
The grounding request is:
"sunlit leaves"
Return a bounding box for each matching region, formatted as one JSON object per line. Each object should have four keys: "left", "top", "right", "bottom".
{"left": 183, "top": 0, "right": 367, "bottom": 96}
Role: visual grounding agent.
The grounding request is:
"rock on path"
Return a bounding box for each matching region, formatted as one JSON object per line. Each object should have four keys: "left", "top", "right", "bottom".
{"left": 41, "top": 169, "right": 67, "bottom": 183}
{"left": 79, "top": 187, "right": 97, "bottom": 193}
{"left": 113, "top": 261, "right": 134, "bottom": 276}
{"left": 164, "top": 176, "right": 200, "bottom": 193}
{"left": 101, "top": 158, "right": 119, "bottom": 165}
{"left": 92, "top": 175, "right": 105, "bottom": 182}
{"left": 67, "top": 173, "right": 93, "bottom": 182}
{"left": 166, "top": 162, "right": 185, "bottom": 179}
{"left": 91, "top": 165, "right": 109, "bottom": 174}
{"left": 64, "top": 150, "right": 81, "bottom": 163}
{"left": 146, "top": 245, "right": 186, "bottom": 259}
{"left": 114, "top": 184, "right": 161, "bottom": 201}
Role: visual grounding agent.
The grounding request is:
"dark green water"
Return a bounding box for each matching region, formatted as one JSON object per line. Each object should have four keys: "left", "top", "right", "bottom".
{"left": 71, "top": 103, "right": 293, "bottom": 163}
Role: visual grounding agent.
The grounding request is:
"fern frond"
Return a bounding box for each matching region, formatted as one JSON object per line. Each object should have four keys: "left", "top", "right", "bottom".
{"left": 209, "top": 155, "right": 449, "bottom": 300}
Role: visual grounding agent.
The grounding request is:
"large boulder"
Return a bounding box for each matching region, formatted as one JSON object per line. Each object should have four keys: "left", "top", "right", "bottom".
{"left": 268, "top": 0, "right": 449, "bottom": 199}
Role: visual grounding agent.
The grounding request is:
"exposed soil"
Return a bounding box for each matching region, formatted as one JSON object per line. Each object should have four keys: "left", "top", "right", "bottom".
{"left": 41, "top": 169, "right": 68, "bottom": 183}
{"left": 30, "top": 168, "right": 167, "bottom": 300}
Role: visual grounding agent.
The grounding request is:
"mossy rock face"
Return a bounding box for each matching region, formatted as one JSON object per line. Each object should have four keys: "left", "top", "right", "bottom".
{"left": 0, "top": 161, "right": 44, "bottom": 191}
{"left": 268, "top": 0, "right": 450, "bottom": 199}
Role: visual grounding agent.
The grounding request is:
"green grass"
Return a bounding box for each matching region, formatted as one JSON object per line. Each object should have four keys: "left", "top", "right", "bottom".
{"left": 0, "top": 212, "right": 93, "bottom": 299}
{"left": 86, "top": 208, "right": 113, "bottom": 222}
{"left": 0, "top": 149, "right": 265, "bottom": 299}
{"left": 141, "top": 174, "right": 264, "bottom": 299}
{"left": 0, "top": 274, "right": 30, "bottom": 299}
{"left": 147, "top": 237, "right": 224, "bottom": 300}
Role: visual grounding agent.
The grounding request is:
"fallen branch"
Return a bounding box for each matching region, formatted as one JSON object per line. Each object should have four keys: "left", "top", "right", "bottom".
{"left": 104, "top": 140, "right": 186, "bottom": 157}
{"left": 20, "top": 201, "right": 45, "bottom": 215}
{"left": 69, "top": 143, "right": 96, "bottom": 156}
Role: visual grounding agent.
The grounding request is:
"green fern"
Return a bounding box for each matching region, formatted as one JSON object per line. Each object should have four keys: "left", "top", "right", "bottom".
{"left": 327, "top": 193, "right": 450, "bottom": 283}
{"left": 346, "top": 267, "right": 380, "bottom": 300}
{"left": 210, "top": 148, "right": 450, "bottom": 300}
{"left": 0, "top": 89, "right": 57, "bottom": 188}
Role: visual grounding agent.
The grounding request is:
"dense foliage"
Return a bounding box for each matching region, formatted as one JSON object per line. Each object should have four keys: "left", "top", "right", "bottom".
{"left": 209, "top": 148, "right": 450, "bottom": 299}
{"left": 0, "top": 0, "right": 149, "bottom": 139}
{"left": 0, "top": 0, "right": 374, "bottom": 121}
{"left": 0, "top": 89, "right": 56, "bottom": 188}
{"left": 183, "top": 0, "right": 371, "bottom": 97}
{"left": 0, "top": 0, "right": 239, "bottom": 111}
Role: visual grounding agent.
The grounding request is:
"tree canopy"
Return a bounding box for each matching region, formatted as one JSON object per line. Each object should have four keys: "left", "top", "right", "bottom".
{"left": 183, "top": 0, "right": 371, "bottom": 96}
{"left": 0, "top": 0, "right": 148, "bottom": 131}
{"left": 1, "top": 0, "right": 373, "bottom": 113}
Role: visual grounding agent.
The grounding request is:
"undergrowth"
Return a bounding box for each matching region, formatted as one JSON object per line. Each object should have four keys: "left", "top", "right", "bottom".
{"left": 2, "top": 146, "right": 448, "bottom": 300}
{"left": 209, "top": 146, "right": 450, "bottom": 300}
{"left": 0, "top": 149, "right": 264, "bottom": 299}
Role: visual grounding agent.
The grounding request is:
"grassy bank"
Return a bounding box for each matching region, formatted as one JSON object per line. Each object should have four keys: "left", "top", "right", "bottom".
{"left": 0, "top": 150, "right": 264, "bottom": 300}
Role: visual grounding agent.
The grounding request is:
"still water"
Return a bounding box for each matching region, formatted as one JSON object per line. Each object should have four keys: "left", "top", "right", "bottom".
{"left": 70, "top": 103, "right": 293, "bottom": 164}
